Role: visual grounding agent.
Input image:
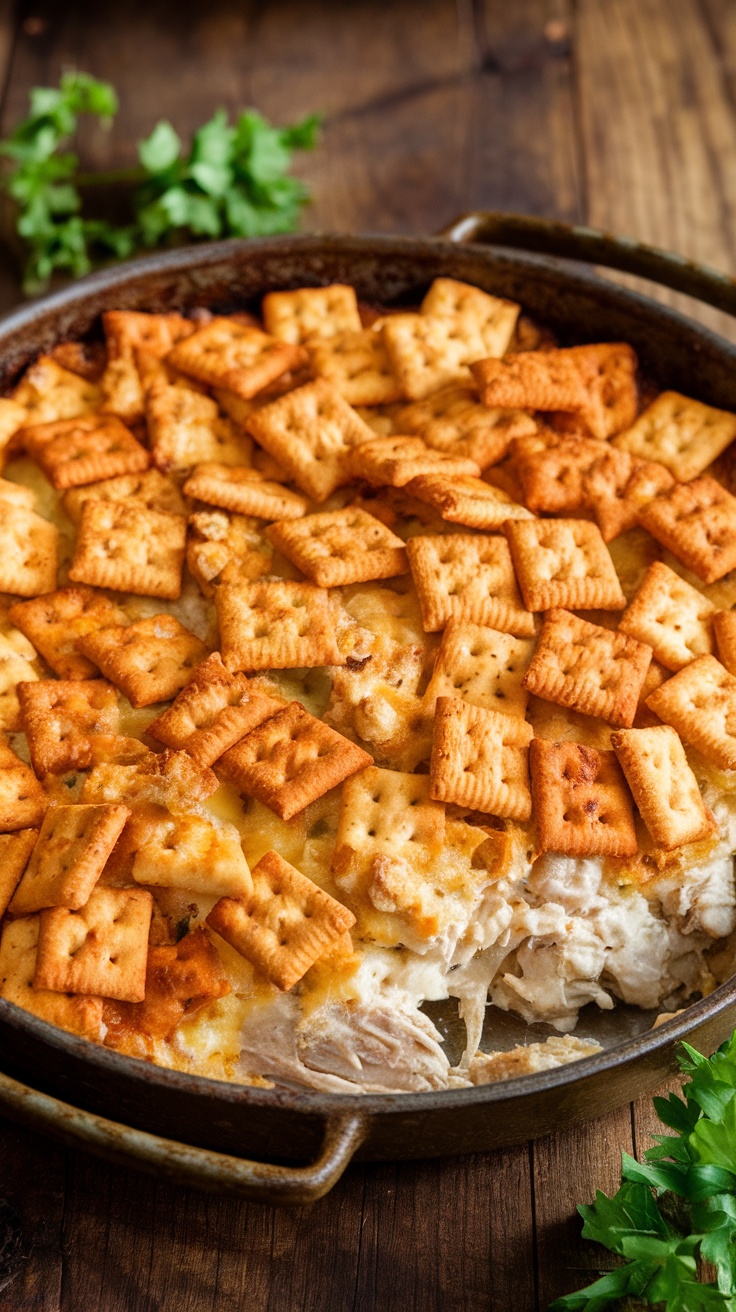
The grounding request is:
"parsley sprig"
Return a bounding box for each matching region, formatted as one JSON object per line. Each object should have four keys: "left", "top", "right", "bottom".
{"left": 0, "top": 72, "right": 320, "bottom": 293}
{"left": 552, "top": 1035, "right": 736, "bottom": 1310}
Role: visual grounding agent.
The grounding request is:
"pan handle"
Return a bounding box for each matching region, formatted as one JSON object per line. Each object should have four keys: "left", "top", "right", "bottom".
{"left": 0, "top": 1068, "right": 366, "bottom": 1204}
{"left": 436, "top": 211, "right": 736, "bottom": 317}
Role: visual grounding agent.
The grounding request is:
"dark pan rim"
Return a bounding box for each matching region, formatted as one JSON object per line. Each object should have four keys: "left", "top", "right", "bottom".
{"left": 2, "top": 229, "right": 736, "bottom": 1121}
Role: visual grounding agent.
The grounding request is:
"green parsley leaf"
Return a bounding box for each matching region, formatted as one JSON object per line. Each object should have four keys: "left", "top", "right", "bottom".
{"left": 138, "top": 120, "right": 181, "bottom": 174}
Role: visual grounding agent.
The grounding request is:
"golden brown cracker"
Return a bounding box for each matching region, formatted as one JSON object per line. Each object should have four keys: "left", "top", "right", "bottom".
{"left": 504, "top": 518, "right": 626, "bottom": 611}
{"left": 523, "top": 608, "right": 652, "bottom": 727}
{"left": 266, "top": 507, "right": 408, "bottom": 587}
{"left": 382, "top": 312, "right": 488, "bottom": 400}
{"left": 262, "top": 284, "right": 362, "bottom": 344}
{"left": 62, "top": 467, "right": 186, "bottom": 524}
{"left": 714, "top": 610, "right": 736, "bottom": 676}
{"left": 638, "top": 476, "right": 736, "bottom": 585}
{"left": 611, "top": 725, "right": 713, "bottom": 850}
{"left": 35, "top": 885, "right": 153, "bottom": 1002}
{"left": 22, "top": 413, "right": 150, "bottom": 489}
{"left": 14, "top": 356, "right": 102, "bottom": 424}
{"left": 614, "top": 391, "right": 736, "bottom": 481}
{"left": 645, "top": 654, "right": 736, "bottom": 771}
{"left": 147, "top": 652, "right": 283, "bottom": 765}
{"left": 144, "top": 378, "right": 253, "bottom": 472}
{"left": 403, "top": 472, "right": 532, "bottom": 528}
{"left": 0, "top": 741, "right": 47, "bottom": 832}
{"left": 68, "top": 501, "right": 186, "bottom": 600}
{"left": 424, "top": 620, "right": 534, "bottom": 717}
{"left": 309, "top": 328, "right": 402, "bottom": 405}
{"left": 9, "top": 586, "right": 129, "bottom": 680}
{"left": 78, "top": 615, "right": 208, "bottom": 708}
{"left": 0, "top": 505, "right": 58, "bottom": 598}
{"left": 100, "top": 310, "right": 194, "bottom": 421}
{"left": 420, "top": 278, "right": 520, "bottom": 356}
{"left": 0, "top": 915, "right": 103, "bottom": 1039}
{"left": 10, "top": 803, "right": 130, "bottom": 914}
{"left": 618, "top": 561, "right": 717, "bottom": 672}
{"left": 0, "top": 828, "right": 38, "bottom": 916}
{"left": 397, "top": 385, "right": 537, "bottom": 467}
{"left": 247, "top": 378, "right": 374, "bottom": 501}
{"left": 429, "top": 695, "right": 533, "bottom": 819}
{"left": 167, "top": 318, "right": 305, "bottom": 399}
{"left": 406, "top": 533, "right": 535, "bottom": 635}
{"left": 216, "top": 580, "right": 344, "bottom": 671}
{"left": 183, "top": 462, "right": 308, "bottom": 520}
{"left": 19, "top": 678, "right": 120, "bottom": 776}
{"left": 530, "top": 738, "right": 638, "bottom": 856}
{"left": 348, "top": 434, "right": 480, "bottom": 488}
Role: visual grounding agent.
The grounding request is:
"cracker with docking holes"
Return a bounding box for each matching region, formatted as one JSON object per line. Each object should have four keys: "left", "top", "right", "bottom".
{"left": 611, "top": 725, "right": 714, "bottom": 850}
{"left": 262, "top": 284, "right": 362, "bottom": 344}
{"left": 77, "top": 615, "right": 208, "bottom": 708}
{"left": 183, "top": 463, "right": 308, "bottom": 520}
{"left": 0, "top": 829, "right": 38, "bottom": 916}
{"left": 207, "top": 850, "right": 355, "bottom": 991}
{"left": 618, "top": 561, "right": 717, "bottom": 672}
{"left": 308, "top": 328, "right": 402, "bottom": 405}
{"left": 588, "top": 458, "right": 675, "bottom": 542}
{"left": 397, "top": 385, "right": 537, "bottom": 467}
{"left": 217, "top": 700, "right": 372, "bottom": 820}
{"left": 523, "top": 609, "right": 652, "bottom": 727}
{"left": 35, "top": 885, "right": 153, "bottom": 1002}
{"left": 382, "top": 313, "right": 488, "bottom": 400}
{"left": 504, "top": 518, "right": 626, "bottom": 612}
{"left": 167, "top": 318, "right": 305, "bottom": 400}
{"left": 100, "top": 310, "right": 195, "bottom": 421}
{"left": 0, "top": 504, "right": 58, "bottom": 597}
{"left": 266, "top": 507, "right": 408, "bottom": 588}
{"left": 420, "top": 278, "right": 520, "bottom": 357}
{"left": 332, "top": 766, "right": 445, "bottom": 885}
{"left": 473, "top": 343, "right": 638, "bottom": 439}
{"left": 406, "top": 533, "right": 535, "bottom": 635}
{"left": 141, "top": 369, "right": 253, "bottom": 473}
{"left": 9, "top": 586, "right": 129, "bottom": 681}
{"left": 0, "top": 633, "right": 38, "bottom": 732}
{"left": 530, "top": 738, "right": 638, "bottom": 857}
{"left": 639, "top": 476, "right": 736, "bottom": 584}
{"left": 348, "top": 435, "right": 480, "bottom": 488}
{"left": 0, "top": 915, "right": 103, "bottom": 1039}
{"left": 247, "top": 379, "right": 374, "bottom": 501}
{"left": 68, "top": 501, "right": 186, "bottom": 599}
{"left": 430, "top": 695, "right": 533, "bottom": 819}
{"left": 19, "top": 678, "right": 120, "bottom": 776}
{"left": 129, "top": 809, "right": 252, "bottom": 899}
{"left": 403, "top": 472, "right": 533, "bottom": 529}
{"left": 645, "top": 654, "right": 736, "bottom": 771}
{"left": 614, "top": 391, "right": 736, "bottom": 482}
{"left": 63, "top": 468, "right": 186, "bottom": 524}
{"left": 714, "top": 611, "right": 736, "bottom": 676}
{"left": 147, "top": 653, "right": 283, "bottom": 765}
{"left": 424, "top": 620, "right": 535, "bottom": 717}
{"left": 10, "top": 803, "right": 130, "bottom": 914}
{"left": 217, "top": 579, "right": 344, "bottom": 671}
{"left": 512, "top": 435, "right": 630, "bottom": 515}
{"left": 22, "top": 413, "right": 150, "bottom": 490}
{"left": 14, "top": 356, "right": 102, "bottom": 424}
{"left": 0, "top": 741, "right": 47, "bottom": 831}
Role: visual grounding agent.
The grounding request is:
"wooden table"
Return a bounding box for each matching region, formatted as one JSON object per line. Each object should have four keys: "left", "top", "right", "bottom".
{"left": 1, "top": 1, "right": 734, "bottom": 1307}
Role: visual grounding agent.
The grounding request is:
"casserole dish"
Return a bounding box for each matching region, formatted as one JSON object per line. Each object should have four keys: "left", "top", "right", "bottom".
{"left": 3, "top": 212, "right": 736, "bottom": 1202}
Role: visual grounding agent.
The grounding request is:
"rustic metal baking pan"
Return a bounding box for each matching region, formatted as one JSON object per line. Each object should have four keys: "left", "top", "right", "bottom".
{"left": 2, "top": 213, "right": 736, "bottom": 1202}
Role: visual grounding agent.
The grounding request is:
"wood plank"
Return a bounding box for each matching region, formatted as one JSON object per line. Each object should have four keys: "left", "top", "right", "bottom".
{"left": 472, "top": 0, "right": 584, "bottom": 223}
{"left": 0, "top": 1120, "right": 65, "bottom": 1312}
{"left": 575, "top": 0, "right": 736, "bottom": 339}
{"left": 533, "top": 1104, "right": 634, "bottom": 1310}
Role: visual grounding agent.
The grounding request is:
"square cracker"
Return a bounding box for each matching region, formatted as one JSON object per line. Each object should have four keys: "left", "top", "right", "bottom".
{"left": 35, "top": 885, "right": 153, "bottom": 1002}
{"left": 0, "top": 915, "right": 103, "bottom": 1039}
{"left": 0, "top": 740, "right": 47, "bottom": 831}
{"left": 530, "top": 738, "right": 638, "bottom": 857}
{"left": 217, "top": 700, "right": 372, "bottom": 821}
{"left": 614, "top": 391, "right": 736, "bottom": 482}
{"left": 406, "top": 533, "right": 535, "bottom": 635}
{"left": 183, "top": 463, "right": 308, "bottom": 521}
{"left": 512, "top": 434, "right": 630, "bottom": 515}
{"left": 618, "top": 561, "right": 717, "bottom": 672}
{"left": 62, "top": 468, "right": 186, "bottom": 524}
{"left": 262, "top": 284, "right": 362, "bottom": 344}
{"left": 645, "top": 654, "right": 736, "bottom": 771}
{"left": 22, "top": 413, "right": 150, "bottom": 490}
{"left": 100, "top": 310, "right": 195, "bottom": 421}
{"left": 0, "top": 633, "right": 38, "bottom": 732}
{"left": 13, "top": 356, "right": 102, "bottom": 424}
{"left": 430, "top": 695, "right": 533, "bottom": 819}
{"left": 420, "top": 278, "right": 520, "bottom": 357}
{"left": 308, "top": 329, "right": 402, "bottom": 405}
{"left": 0, "top": 828, "right": 38, "bottom": 916}
{"left": 348, "top": 435, "right": 480, "bottom": 488}
{"left": 77, "top": 615, "right": 208, "bottom": 708}
{"left": 207, "top": 850, "right": 355, "bottom": 991}
{"left": 382, "top": 312, "right": 488, "bottom": 400}
{"left": 587, "top": 459, "right": 675, "bottom": 542}
{"left": 266, "top": 507, "right": 408, "bottom": 588}
{"left": 0, "top": 504, "right": 58, "bottom": 597}
{"left": 247, "top": 379, "right": 374, "bottom": 502}
{"left": 147, "top": 652, "right": 283, "bottom": 765}
{"left": 9, "top": 586, "right": 129, "bottom": 680}
{"left": 714, "top": 611, "right": 736, "bottom": 676}
{"left": 167, "top": 318, "right": 305, "bottom": 400}
{"left": 216, "top": 580, "right": 344, "bottom": 671}
{"left": 68, "top": 501, "right": 186, "bottom": 600}
{"left": 142, "top": 374, "right": 253, "bottom": 473}
{"left": 403, "top": 472, "right": 532, "bottom": 529}
{"left": 10, "top": 803, "right": 130, "bottom": 914}
{"left": 504, "top": 518, "right": 626, "bottom": 611}
{"left": 333, "top": 766, "right": 445, "bottom": 885}
{"left": 424, "top": 620, "right": 535, "bottom": 717}
{"left": 397, "top": 385, "right": 537, "bottom": 467}
{"left": 473, "top": 343, "right": 638, "bottom": 440}
{"left": 523, "top": 608, "right": 652, "bottom": 727}
{"left": 611, "top": 725, "right": 714, "bottom": 850}
{"left": 638, "top": 476, "right": 736, "bottom": 584}
{"left": 129, "top": 808, "right": 252, "bottom": 899}
{"left": 19, "top": 678, "right": 120, "bottom": 776}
